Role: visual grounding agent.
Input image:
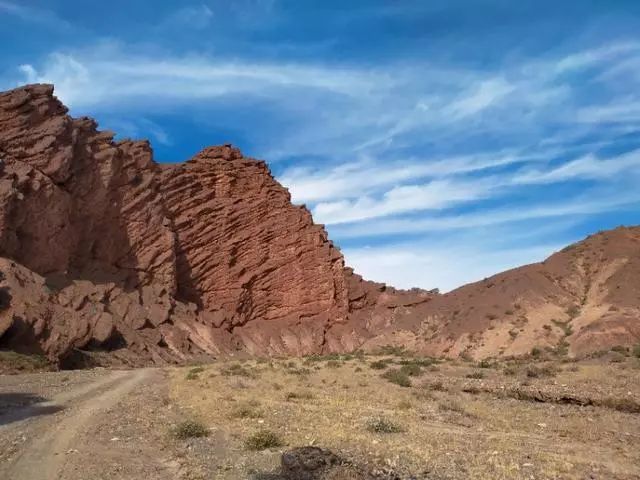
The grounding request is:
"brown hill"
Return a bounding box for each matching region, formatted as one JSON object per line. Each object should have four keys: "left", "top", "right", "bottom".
{"left": 359, "top": 226, "right": 640, "bottom": 359}
{"left": 0, "top": 84, "right": 432, "bottom": 367}
{"left": 0, "top": 84, "right": 637, "bottom": 367}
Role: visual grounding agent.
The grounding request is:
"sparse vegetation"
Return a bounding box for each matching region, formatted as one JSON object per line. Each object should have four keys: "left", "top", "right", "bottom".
{"left": 285, "top": 391, "right": 314, "bottom": 401}
{"left": 244, "top": 429, "right": 283, "bottom": 450}
{"left": 438, "top": 399, "right": 466, "bottom": 414}
{"left": 381, "top": 368, "right": 412, "bottom": 387}
{"left": 220, "top": 363, "right": 255, "bottom": 378}
{"left": 185, "top": 366, "right": 204, "bottom": 380}
{"left": 466, "top": 370, "right": 485, "bottom": 379}
{"left": 566, "top": 305, "right": 581, "bottom": 319}
{"left": 366, "top": 417, "right": 404, "bottom": 433}
{"left": 173, "top": 420, "right": 209, "bottom": 439}
{"left": 399, "top": 363, "right": 423, "bottom": 377}
{"left": 0, "top": 351, "right": 50, "bottom": 372}
{"left": 370, "top": 359, "right": 389, "bottom": 370}
{"left": 526, "top": 364, "right": 558, "bottom": 378}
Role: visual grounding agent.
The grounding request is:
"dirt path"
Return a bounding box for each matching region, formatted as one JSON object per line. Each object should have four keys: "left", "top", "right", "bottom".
{"left": 0, "top": 368, "right": 169, "bottom": 480}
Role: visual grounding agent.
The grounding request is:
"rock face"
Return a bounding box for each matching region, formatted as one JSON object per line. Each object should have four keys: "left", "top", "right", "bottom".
{"left": 0, "top": 84, "right": 433, "bottom": 366}
{"left": 0, "top": 84, "right": 637, "bottom": 366}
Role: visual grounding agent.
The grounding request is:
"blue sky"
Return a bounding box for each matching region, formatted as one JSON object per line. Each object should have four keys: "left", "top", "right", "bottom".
{"left": 2, "top": 1, "right": 640, "bottom": 291}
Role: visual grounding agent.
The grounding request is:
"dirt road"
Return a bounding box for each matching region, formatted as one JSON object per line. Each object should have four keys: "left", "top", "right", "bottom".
{"left": 0, "top": 368, "right": 178, "bottom": 480}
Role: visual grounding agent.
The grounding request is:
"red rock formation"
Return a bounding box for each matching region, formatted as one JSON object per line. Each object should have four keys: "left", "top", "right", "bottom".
{"left": 1, "top": 84, "right": 637, "bottom": 366}
{"left": 0, "top": 84, "right": 433, "bottom": 366}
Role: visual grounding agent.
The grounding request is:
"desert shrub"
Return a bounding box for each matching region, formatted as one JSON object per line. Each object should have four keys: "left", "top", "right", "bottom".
{"left": 382, "top": 369, "right": 412, "bottom": 387}
{"left": 0, "top": 351, "right": 50, "bottom": 372}
{"left": 286, "top": 367, "right": 311, "bottom": 376}
{"left": 610, "top": 345, "right": 629, "bottom": 355}
{"left": 244, "top": 429, "right": 283, "bottom": 450}
{"left": 376, "top": 345, "right": 407, "bottom": 356}
{"left": 326, "top": 360, "right": 342, "bottom": 368}
{"left": 185, "top": 366, "right": 205, "bottom": 380}
{"left": 466, "top": 370, "right": 485, "bottom": 379}
{"left": 173, "top": 420, "right": 209, "bottom": 439}
{"left": 399, "top": 357, "right": 438, "bottom": 367}
{"left": 438, "top": 399, "right": 465, "bottom": 414}
{"left": 526, "top": 364, "right": 558, "bottom": 378}
{"left": 530, "top": 347, "right": 543, "bottom": 358}
{"left": 598, "top": 396, "right": 640, "bottom": 414}
{"left": 477, "top": 359, "right": 493, "bottom": 368}
{"left": 366, "top": 417, "right": 404, "bottom": 433}
{"left": 399, "top": 364, "right": 423, "bottom": 377}
{"left": 285, "top": 391, "right": 314, "bottom": 401}
{"left": 565, "top": 305, "right": 581, "bottom": 319}
{"left": 397, "top": 400, "right": 413, "bottom": 410}
{"left": 462, "top": 385, "right": 481, "bottom": 394}
{"left": 486, "top": 313, "right": 497, "bottom": 320}
{"left": 231, "top": 401, "right": 261, "bottom": 419}
{"left": 370, "top": 359, "right": 389, "bottom": 370}
{"left": 503, "top": 366, "right": 518, "bottom": 376}
{"left": 412, "top": 389, "right": 436, "bottom": 401}
{"left": 428, "top": 380, "right": 446, "bottom": 392}
{"left": 221, "top": 363, "right": 255, "bottom": 378}
{"left": 609, "top": 352, "right": 626, "bottom": 363}
{"left": 633, "top": 344, "right": 640, "bottom": 358}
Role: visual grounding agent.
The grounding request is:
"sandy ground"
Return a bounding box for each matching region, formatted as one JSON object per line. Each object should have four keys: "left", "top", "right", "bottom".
{"left": 0, "top": 368, "right": 181, "bottom": 480}
{"left": 1, "top": 351, "right": 639, "bottom": 480}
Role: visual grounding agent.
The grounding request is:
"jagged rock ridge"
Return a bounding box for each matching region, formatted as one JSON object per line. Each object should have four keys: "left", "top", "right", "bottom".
{"left": 0, "top": 84, "right": 433, "bottom": 366}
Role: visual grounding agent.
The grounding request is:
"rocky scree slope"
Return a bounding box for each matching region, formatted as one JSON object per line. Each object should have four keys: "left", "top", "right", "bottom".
{"left": 0, "top": 84, "right": 433, "bottom": 366}
{"left": 360, "top": 226, "right": 640, "bottom": 359}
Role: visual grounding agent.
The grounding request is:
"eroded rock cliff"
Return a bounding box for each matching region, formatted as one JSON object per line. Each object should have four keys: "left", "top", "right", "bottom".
{"left": 0, "top": 84, "right": 433, "bottom": 366}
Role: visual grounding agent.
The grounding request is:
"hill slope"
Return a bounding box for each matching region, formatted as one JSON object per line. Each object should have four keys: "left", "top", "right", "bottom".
{"left": 360, "top": 226, "right": 640, "bottom": 358}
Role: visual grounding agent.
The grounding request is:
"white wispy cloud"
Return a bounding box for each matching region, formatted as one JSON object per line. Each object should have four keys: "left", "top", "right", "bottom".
{"left": 158, "top": 4, "right": 214, "bottom": 30}
{"left": 330, "top": 191, "right": 640, "bottom": 239}
{"left": 0, "top": 1, "right": 72, "bottom": 30}
{"left": 5, "top": 37, "right": 640, "bottom": 290}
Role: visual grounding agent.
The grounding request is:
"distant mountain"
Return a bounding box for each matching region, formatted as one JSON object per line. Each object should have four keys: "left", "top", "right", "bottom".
{"left": 360, "top": 226, "right": 640, "bottom": 359}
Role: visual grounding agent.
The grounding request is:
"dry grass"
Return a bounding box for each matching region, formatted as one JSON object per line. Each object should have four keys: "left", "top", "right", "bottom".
{"left": 169, "top": 354, "right": 640, "bottom": 479}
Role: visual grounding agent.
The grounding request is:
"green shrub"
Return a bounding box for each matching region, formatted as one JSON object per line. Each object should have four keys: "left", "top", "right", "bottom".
{"left": 610, "top": 345, "right": 629, "bottom": 355}
{"left": 633, "top": 344, "right": 640, "bottom": 358}
{"left": 221, "top": 363, "right": 255, "bottom": 378}
{"left": 477, "top": 359, "right": 493, "bottom": 368}
{"left": 244, "top": 429, "right": 283, "bottom": 450}
{"left": 399, "top": 364, "right": 423, "bottom": 377}
{"left": 173, "top": 420, "right": 209, "bottom": 439}
{"left": 526, "top": 365, "right": 558, "bottom": 378}
{"left": 185, "top": 366, "right": 205, "bottom": 380}
{"left": 366, "top": 417, "right": 404, "bottom": 433}
{"left": 0, "top": 351, "right": 50, "bottom": 372}
{"left": 466, "top": 371, "right": 485, "bottom": 379}
{"left": 382, "top": 369, "right": 412, "bottom": 387}
{"left": 231, "top": 401, "right": 261, "bottom": 419}
{"left": 370, "top": 359, "right": 389, "bottom": 370}
{"left": 376, "top": 345, "right": 407, "bottom": 356}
